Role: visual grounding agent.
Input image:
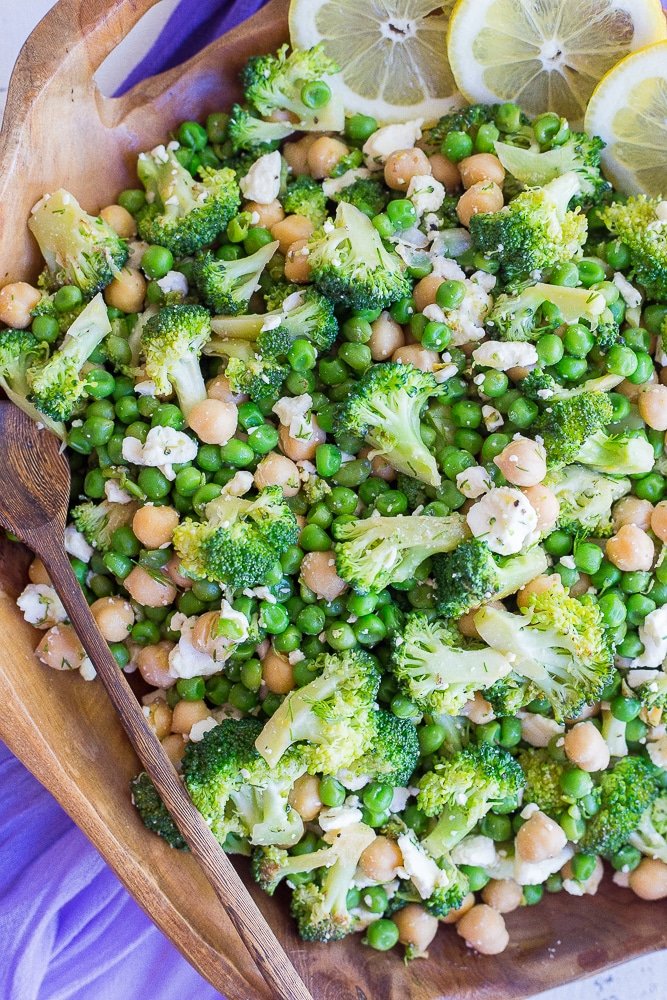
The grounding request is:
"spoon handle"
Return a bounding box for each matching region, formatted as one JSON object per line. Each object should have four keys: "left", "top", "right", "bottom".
{"left": 38, "top": 537, "right": 313, "bottom": 1000}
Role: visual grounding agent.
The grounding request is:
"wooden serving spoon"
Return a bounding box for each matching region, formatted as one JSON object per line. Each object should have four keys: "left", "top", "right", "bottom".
{"left": 0, "top": 401, "right": 314, "bottom": 1000}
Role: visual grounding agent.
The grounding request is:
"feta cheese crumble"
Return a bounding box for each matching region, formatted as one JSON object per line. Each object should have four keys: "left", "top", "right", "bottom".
{"left": 456, "top": 464, "right": 493, "bottom": 499}
{"left": 362, "top": 120, "right": 423, "bottom": 168}
{"left": 272, "top": 393, "right": 313, "bottom": 440}
{"left": 632, "top": 605, "right": 667, "bottom": 668}
{"left": 239, "top": 150, "right": 282, "bottom": 204}
{"left": 406, "top": 174, "right": 446, "bottom": 217}
{"left": 122, "top": 426, "right": 198, "bottom": 481}
{"left": 466, "top": 486, "right": 539, "bottom": 555}
{"left": 472, "top": 340, "right": 539, "bottom": 371}
{"left": 17, "top": 584, "right": 67, "bottom": 629}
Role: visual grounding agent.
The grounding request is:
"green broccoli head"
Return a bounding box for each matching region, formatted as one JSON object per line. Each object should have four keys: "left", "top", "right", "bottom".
{"left": 517, "top": 747, "right": 570, "bottom": 817}
{"left": 183, "top": 717, "right": 307, "bottom": 847}
{"left": 141, "top": 304, "right": 210, "bottom": 418}
{"left": 308, "top": 203, "right": 411, "bottom": 311}
{"left": 130, "top": 772, "right": 187, "bottom": 850}
{"left": 417, "top": 743, "right": 525, "bottom": 856}
{"left": 71, "top": 498, "right": 139, "bottom": 551}
{"left": 281, "top": 176, "right": 328, "bottom": 228}
{"left": 28, "top": 294, "right": 112, "bottom": 421}
{"left": 192, "top": 241, "right": 278, "bottom": 316}
{"left": 391, "top": 612, "right": 512, "bottom": 716}
{"left": 474, "top": 580, "right": 614, "bottom": 722}
{"left": 487, "top": 282, "right": 606, "bottom": 342}
{"left": 601, "top": 196, "right": 667, "bottom": 302}
{"left": 173, "top": 486, "right": 299, "bottom": 589}
{"left": 28, "top": 189, "right": 128, "bottom": 296}
{"left": 469, "top": 173, "right": 588, "bottom": 283}
{"left": 425, "top": 104, "right": 506, "bottom": 150}
{"left": 254, "top": 649, "right": 380, "bottom": 775}
{"left": 224, "top": 354, "right": 288, "bottom": 402}
{"left": 226, "top": 103, "right": 294, "bottom": 153}
{"left": 627, "top": 670, "right": 667, "bottom": 714}
{"left": 241, "top": 44, "right": 344, "bottom": 133}
{"left": 535, "top": 391, "right": 614, "bottom": 469}
{"left": 483, "top": 674, "right": 531, "bottom": 717}
{"left": 582, "top": 756, "right": 660, "bottom": 858}
{"left": 546, "top": 464, "right": 631, "bottom": 536}
{"left": 629, "top": 795, "right": 667, "bottom": 864}
{"left": 338, "top": 362, "right": 443, "bottom": 488}
{"left": 136, "top": 144, "right": 240, "bottom": 255}
{"left": 343, "top": 710, "right": 420, "bottom": 787}
{"left": 494, "top": 132, "right": 610, "bottom": 208}
{"left": 334, "top": 511, "right": 467, "bottom": 594}
{"left": 332, "top": 177, "right": 389, "bottom": 218}
{"left": 0, "top": 327, "right": 65, "bottom": 437}
{"left": 433, "top": 539, "right": 549, "bottom": 618}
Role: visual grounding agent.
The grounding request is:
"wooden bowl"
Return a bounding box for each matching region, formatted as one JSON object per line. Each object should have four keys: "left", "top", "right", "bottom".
{"left": 0, "top": 1, "right": 664, "bottom": 996}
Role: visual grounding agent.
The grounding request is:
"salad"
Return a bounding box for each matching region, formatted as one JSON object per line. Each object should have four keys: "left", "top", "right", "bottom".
{"left": 1, "top": 39, "right": 667, "bottom": 963}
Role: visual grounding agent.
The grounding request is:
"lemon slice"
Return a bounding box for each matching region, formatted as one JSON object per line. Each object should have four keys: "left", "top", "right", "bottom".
{"left": 288, "top": 0, "right": 462, "bottom": 124}
{"left": 447, "top": 0, "right": 667, "bottom": 122}
{"left": 585, "top": 41, "right": 667, "bottom": 196}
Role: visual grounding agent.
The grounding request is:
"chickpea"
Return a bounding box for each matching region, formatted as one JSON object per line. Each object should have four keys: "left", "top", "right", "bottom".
{"left": 618, "top": 372, "right": 658, "bottom": 401}
{"left": 136, "top": 641, "right": 176, "bottom": 688}
{"left": 100, "top": 204, "right": 137, "bottom": 238}
{"left": 441, "top": 891, "right": 476, "bottom": 924}
{"left": 300, "top": 550, "right": 347, "bottom": 601}
{"left": 0, "top": 281, "right": 42, "bottom": 328}
{"left": 361, "top": 448, "right": 396, "bottom": 482}
{"left": 104, "top": 267, "right": 146, "bottom": 313}
{"left": 517, "top": 573, "right": 560, "bottom": 611}
{"left": 35, "top": 624, "right": 84, "bottom": 671}
{"left": 482, "top": 878, "right": 523, "bottom": 914}
{"left": 606, "top": 523, "right": 655, "bottom": 572}
{"left": 244, "top": 198, "right": 285, "bottom": 229}
{"left": 494, "top": 436, "right": 547, "bottom": 487}
{"left": 612, "top": 495, "right": 654, "bottom": 532}
{"left": 392, "top": 904, "right": 439, "bottom": 957}
{"left": 413, "top": 274, "right": 445, "bottom": 312}
{"left": 187, "top": 398, "right": 238, "bottom": 445}
{"left": 190, "top": 610, "right": 237, "bottom": 661}
{"left": 563, "top": 720, "right": 610, "bottom": 772}
{"left": 569, "top": 573, "right": 591, "bottom": 598}
{"left": 254, "top": 452, "right": 300, "bottom": 497}
{"left": 457, "top": 904, "right": 509, "bottom": 955}
{"left": 457, "top": 181, "right": 504, "bottom": 228}
{"left": 144, "top": 699, "right": 173, "bottom": 739}
{"left": 206, "top": 373, "right": 247, "bottom": 404}
{"left": 278, "top": 416, "right": 325, "bottom": 462}
{"left": 638, "top": 384, "right": 667, "bottom": 430}
{"left": 522, "top": 484, "right": 560, "bottom": 533}
{"left": 651, "top": 500, "right": 667, "bottom": 543}
{"left": 161, "top": 733, "right": 185, "bottom": 767}
{"left": 170, "top": 699, "right": 211, "bottom": 734}
{"left": 28, "top": 557, "right": 51, "bottom": 585}
{"left": 561, "top": 856, "right": 604, "bottom": 895}
{"left": 428, "top": 153, "right": 461, "bottom": 191}
{"left": 283, "top": 134, "right": 319, "bottom": 176}
{"left": 284, "top": 238, "right": 311, "bottom": 283}
{"left": 368, "top": 311, "right": 404, "bottom": 360}
{"left": 358, "top": 835, "right": 404, "bottom": 882}
{"left": 90, "top": 596, "right": 134, "bottom": 642}
{"left": 392, "top": 345, "right": 439, "bottom": 371}
{"left": 384, "top": 148, "right": 431, "bottom": 192}
{"left": 307, "top": 136, "right": 349, "bottom": 179}
{"left": 516, "top": 810, "right": 567, "bottom": 863}
{"left": 123, "top": 565, "right": 177, "bottom": 607}
{"left": 459, "top": 153, "right": 506, "bottom": 190}
{"left": 288, "top": 774, "right": 322, "bottom": 822}
{"left": 629, "top": 858, "right": 667, "bottom": 900}
{"left": 457, "top": 610, "right": 481, "bottom": 639}
{"left": 271, "top": 214, "right": 314, "bottom": 254}
{"left": 132, "top": 505, "right": 179, "bottom": 550}
{"left": 462, "top": 691, "right": 495, "bottom": 725}
{"left": 262, "top": 647, "right": 295, "bottom": 694}
{"left": 165, "top": 556, "right": 192, "bottom": 590}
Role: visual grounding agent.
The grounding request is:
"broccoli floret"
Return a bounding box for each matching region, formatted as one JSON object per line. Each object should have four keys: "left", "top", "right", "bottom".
{"left": 595, "top": 318, "right": 622, "bottom": 353}
{"left": 141, "top": 304, "right": 210, "bottom": 418}
{"left": 343, "top": 710, "right": 420, "bottom": 787}
{"left": 433, "top": 539, "right": 549, "bottom": 618}
{"left": 522, "top": 369, "right": 623, "bottom": 404}
{"left": 254, "top": 649, "right": 380, "bottom": 775}
{"left": 281, "top": 176, "right": 328, "bottom": 228}
{"left": 225, "top": 354, "right": 288, "bottom": 402}
{"left": 627, "top": 670, "right": 667, "bottom": 714}
{"left": 474, "top": 580, "right": 614, "bottom": 722}
{"left": 333, "top": 177, "right": 389, "bottom": 218}
{"left": 417, "top": 743, "right": 525, "bottom": 856}
{"left": 576, "top": 430, "right": 656, "bottom": 477}
{"left": 517, "top": 748, "right": 570, "bottom": 817}
{"left": 71, "top": 498, "right": 138, "bottom": 551}
{"left": 534, "top": 391, "right": 614, "bottom": 469}
{"left": 173, "top": 486, "right": 298, "bottom": 589}
{"left": 182, "top": 717, "right": 307, "bottom": 847}
{"left": 425, "top": 104, "right": 504, "bottom": 149}
{"left": 486, "top": 282, "right": 607, "bottom": 341}
{"left": 334, "top": 511, "right": 467, "bottom": 594}
{"left": 581, "top": 756, "right": 660, "bottom": 858}
{"left": 136, "top": 144, "right": 240, "bottom": 255}
{"left": 28, "top": 189, "right": 128, "bottom": 296}
{"left": 469, "top": 173, "right": 588, "bottom": 283}
{"left": 290, "top": 822, "right": 376, "bottom": 941}
{"left": 308, "top": 202, "right": 411, "bottom": 311}
{"left": 390, "top": 612, "right": 512, "bottom": 716}
{"left": 0, "top": 327, "right": 65, "bottom": 438}
{"left": 546, "top": 464, "right": 631, "bottom": 536}
{"left": 396, "top": 473, "right": 430, "bottom": 512}
{"left": 601, "top": 197, "right": 667, "bottom": 302}
{"left": 338, "top": 362, "right": 442, "bottom": 488}
{"left": 192, "top": 241, "right": 278, "bottom": 315}
{"left": 241, "top": 44, "right": 344, "bottom": 133}
{"left": 494, "top": 132, "right": 610, "bottom": 208}
{"left": 31, "top": 291, "right": 86, "bottom": 335}
{"left": 226, "top": 103, "right": 294, "bottom": 152}
{"left": 28, "top": 294, "right": 112, "bottom": 421}
{"left": 483, "top": 674, "right": 531, "bottom": 717}
{"left": 629, "top": 795, "right": 667, "bottom": 863}
{"left": 130, "top": 772, "right": 187, "bottom": 850}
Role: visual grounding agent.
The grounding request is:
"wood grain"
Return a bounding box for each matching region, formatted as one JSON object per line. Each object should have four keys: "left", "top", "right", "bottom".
{"left": 0, "top": 1, "right": 664, "bottom": 998}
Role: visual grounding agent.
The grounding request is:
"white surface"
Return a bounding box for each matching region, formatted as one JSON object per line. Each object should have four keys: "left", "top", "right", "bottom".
{"left": 1, "top": 3, "right": 665, "bottom": 998}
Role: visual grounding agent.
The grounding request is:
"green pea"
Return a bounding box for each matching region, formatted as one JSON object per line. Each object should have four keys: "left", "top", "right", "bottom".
{"left": 138, "top": 467, "right": 171, "bottom": 500}
{"left": 421, "top": 320, "right": 451, "bottom": 351}
{"left": 476, "top": 720, "right": 501, "bottom": 745}
{"left": 118, "top": 189, "right": 146, "bottom": 215}
{"left": 141, "top": 245, "right": 174, "bottom": 280}
{"left": 345, "top": 113, "right": 378, "bottom": 143}
{"left": 103, "top": 551, "right": 132, "bottom": 579}
{"left": 31, "top": 314, "right": 60, "bottom": 344}
{"left": 610, "top": 844, "right": 642, "bottom": 872}
{"left": 498, "top": 716, "right": 522, "bottom": 748}
{"left": 176, "top": 676, "right": 205, "bottom": 701}
{"left": 549, "top": 261, "right": 580, "bottom": 287}
{"left": 577, "top": 258, "right": 607, "bottom": 287}
{"left": 560, "top": 767, "right": 594, "bottom": 799}
{"left": 332, "top": 458, "right": 371, "bottom": 488}
{"left": 131, "top": 620, "right": 161, "bottom": 645}
{"left": 544, "top": 530, "right": 573, "bottom": 557}
{"left": 574, "top": 541, "right": 603, "bottom": 575}
{"left": 339, "top": 342, "right": 372, "bottom": 373}
{"left": 54, "top": 284, "right": 83, "bottom": 311}
{"left": 362, "top": 782, "right": 393, "bottom": 813}
{"left": 319, "top": 775, "right": 346, "bottom": 808}
{"left": 386, "top": 198, "right": 418, "bottom": 230}
{"left": 480, "top": 813, "right": 512, "bottom": 841}
{"left": 365, "top": 919, "right": 399, "bottom": 951}
{"left": 151, "top": 403, "right": 184, "bottom": 430}
{"left": 610, "top": 695, "right": 641, "bottom": 722}
{"left": 296, "top": 605, "right": 325, "bottom": 636}
{"left": 563, "top": 323, "right": 595, "bottom": 358}
{"left": 442, "top": 131, "right": 473, "bottom": 162}
{"left": 301, "top": 79, "right": 331, "bottom": 108}
{"left": 507, "top": 397, "right": 538, "bottom": 428}
{"left": 571, "top": 852, "right": 597, "bottom": 883}
{"left": 177, "top": 120, "right": 208, "bottom": 150}
{"left": 475, "top": 122, "right": 500, "bottom": 153}
{"left": 559, "top": 810, "right": 586, "bottom": 842}
{"left": 375, "top": 490, "right": 408, "bottom": 516}
{"left": 534, "top": 111, "right": 562, "bottom": 145}
{"left": 555, "top": 355, "right": 588, "bottom": 381}
{"left": 111, "top": 524, "right": 141, "bottom": 557}
{"left": 390, "top": 694, "right": 419, "bottom": 720}
{"left": 644, "top": 304, "right": 667, "bottom": 335}
{"left": 244, "top": 227, "right": 274, "bottom": 255}
{"left": 495, "top": 102, "right": 522, "bottom": 133}
{"left": 418, "top": 723, "right": 446, "bottom": 755}
{"left": 205, "top": 675, "right": 231, "bottom": 706}
{"left": 625, "top": 351, "right": 655, "bottom": 385}
{"left": 219, "top": 439, "right": 254, "bottom": 467}
{"left": 299, "top": 524, "right": 330, "bottom": 552}
{"left": 482, "top": 370, "right": 510, "bottom": 397}
{"left": 523, "top": 884, "right": 544, "bottom": 906}
{"left": 389, "top": 296, "right": 415, "bottom": 325}
{"left": 626, "top": 717, "right": 648, "bottom": 744}
{"left": 229, "top": 682, "right": 258, "bottom": 712}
